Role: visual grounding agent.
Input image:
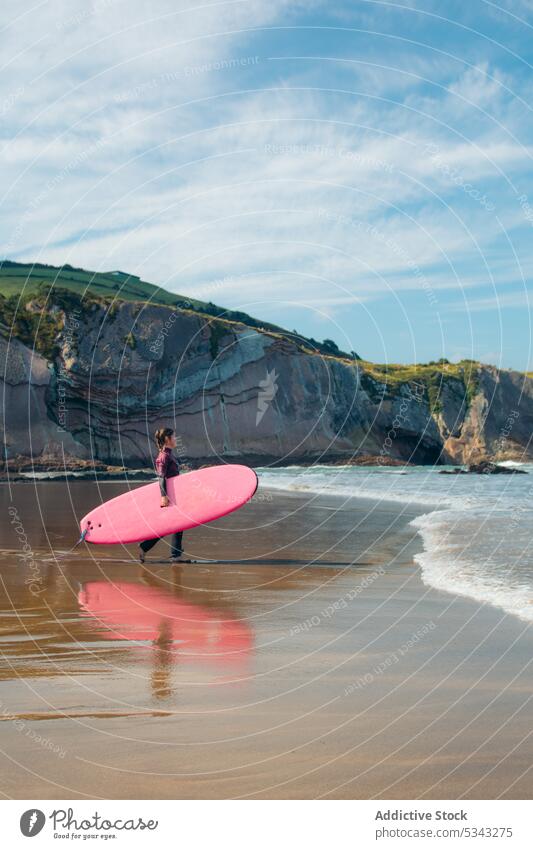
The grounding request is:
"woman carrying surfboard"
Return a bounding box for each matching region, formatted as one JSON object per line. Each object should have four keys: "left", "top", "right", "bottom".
{"left": 139, "top": 427, "right": 186, "bottom": 564}
{"left": 80, "top": 459, "right": 257, "bottom": 551}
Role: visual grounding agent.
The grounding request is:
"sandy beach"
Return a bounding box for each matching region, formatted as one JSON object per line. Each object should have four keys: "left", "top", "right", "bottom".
{"left": 0, "top": 480, "right": 531, "bottom": 800}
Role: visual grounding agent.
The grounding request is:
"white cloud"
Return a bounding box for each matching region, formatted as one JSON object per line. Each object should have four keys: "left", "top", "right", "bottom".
{"left": 448, "top": 290, "right": 531, "bottom": 312}
{"left": 447, "top": 62, "right": 507, "bottom": 109}
{"left": 2, "top": 0, "right": 533, "bottom": 339}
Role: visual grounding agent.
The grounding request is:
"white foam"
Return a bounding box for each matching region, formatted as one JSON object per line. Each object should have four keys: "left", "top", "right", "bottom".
{"left": 258, "top": 466, "right": 533, "bottom": 623}
{"left": 411, "top": 510, "right": 533, "bottom": 622}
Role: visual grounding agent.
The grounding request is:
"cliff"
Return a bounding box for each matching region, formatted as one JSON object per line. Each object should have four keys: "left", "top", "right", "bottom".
{"left": 1, "top": 270, "right": 532, "bottom": 470}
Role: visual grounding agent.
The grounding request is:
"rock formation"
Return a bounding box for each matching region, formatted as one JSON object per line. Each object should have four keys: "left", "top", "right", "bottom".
{"left": 1, "top": 287, "right": 532, "bottom": 470}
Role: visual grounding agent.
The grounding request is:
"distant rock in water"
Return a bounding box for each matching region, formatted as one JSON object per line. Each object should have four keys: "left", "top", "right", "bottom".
{"left": 322, "top": 454, "right": 411, "bottom": 467}
{"left": 440, "top": 461, "right": 527, "bottom": 475}
{"left": 468, "top": 461, "right": 527, "bottom": 475}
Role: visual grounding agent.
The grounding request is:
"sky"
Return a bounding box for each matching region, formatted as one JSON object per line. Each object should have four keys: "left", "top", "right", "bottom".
{"left": 1, "top": 0, "right": 533, "bottom": 370}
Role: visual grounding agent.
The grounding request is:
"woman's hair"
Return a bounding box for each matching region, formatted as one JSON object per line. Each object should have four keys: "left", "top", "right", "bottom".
{"left": 155, "top": 427, "right": 174, "bottom": 450}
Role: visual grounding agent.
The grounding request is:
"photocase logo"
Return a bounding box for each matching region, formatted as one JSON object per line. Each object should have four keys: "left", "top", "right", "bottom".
{"left": 20, "top": 809, "right": 46, "bottom": 837}
{"left": 256, "top": 368, "right": 279, "bottom": 425}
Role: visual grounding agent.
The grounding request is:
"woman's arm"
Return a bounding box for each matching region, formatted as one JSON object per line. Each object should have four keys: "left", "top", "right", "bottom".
{"left": 156, "top": 452, "right": 170, "bottom": 506}
{"left": 159, "top": 476, "right": 168, "bottom": 497}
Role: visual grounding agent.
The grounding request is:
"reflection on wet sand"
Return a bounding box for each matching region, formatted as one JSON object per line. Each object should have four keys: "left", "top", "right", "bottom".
{"left": 0, "top": 557, "right": 259, "bottom": 690}
{"left": 2, "top": 484, "right": 533, "bottom": 799}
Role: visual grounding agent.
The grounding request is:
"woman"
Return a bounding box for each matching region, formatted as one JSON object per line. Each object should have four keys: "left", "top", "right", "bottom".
{"left": 139, "top": 427, "right": 187, "bottom": 564}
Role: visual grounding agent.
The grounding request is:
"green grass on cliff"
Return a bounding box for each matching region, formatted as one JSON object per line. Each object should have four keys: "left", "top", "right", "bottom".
{"left": 0, "top": 261, "right": 179, "bottom": 306}
{"left": 358, "top": 359, "right": 481, "bottom": 412}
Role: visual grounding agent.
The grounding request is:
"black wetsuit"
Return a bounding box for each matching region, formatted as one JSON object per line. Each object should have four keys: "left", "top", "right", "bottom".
{"left": 139, "top": 447, "right": 183, "bottom": 559}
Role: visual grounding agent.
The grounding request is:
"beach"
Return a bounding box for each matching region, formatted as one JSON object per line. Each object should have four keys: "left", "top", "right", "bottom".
{"left": 0, "top": 479, "right": 532, "bottom": 800}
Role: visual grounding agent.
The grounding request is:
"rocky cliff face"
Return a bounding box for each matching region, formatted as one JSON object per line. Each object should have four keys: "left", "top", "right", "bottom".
{"left": 1, "top": 298, "right": 532, "bottom": 469}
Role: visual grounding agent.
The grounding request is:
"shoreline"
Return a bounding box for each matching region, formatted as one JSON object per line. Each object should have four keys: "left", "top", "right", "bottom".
{"left": 1, "top": 456, "right": 528, "bottom": 484}
{"left": 0, "top": 456, "right": 411, "bottom": 483}
{"left": 0, "top": 483, "right": 531, "bottom": 799}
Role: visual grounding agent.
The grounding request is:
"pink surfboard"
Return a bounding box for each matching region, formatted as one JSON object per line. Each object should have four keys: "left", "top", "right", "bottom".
{"left": 80, "top": 464, "right": 258, "bottom": 545}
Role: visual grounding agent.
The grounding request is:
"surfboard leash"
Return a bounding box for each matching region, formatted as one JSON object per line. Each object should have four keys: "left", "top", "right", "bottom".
{"left": 75, "top": 527, "right": 89, "bottom": 547}
{"left": 49, "top": 527, "right": 89, "bottom": 561}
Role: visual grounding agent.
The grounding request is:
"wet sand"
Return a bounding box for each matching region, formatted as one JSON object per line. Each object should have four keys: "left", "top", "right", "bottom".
{"left": 0, "top": 481, "right": 532, "bottom": 799}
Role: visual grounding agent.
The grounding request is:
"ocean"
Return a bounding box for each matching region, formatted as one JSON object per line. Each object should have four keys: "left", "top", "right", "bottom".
{"left": 257, "top": 463, "right": 533, "bottom": 623}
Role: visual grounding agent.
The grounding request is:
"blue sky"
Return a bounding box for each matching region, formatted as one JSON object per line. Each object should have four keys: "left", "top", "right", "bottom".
{"left": 1, "top": 0, "right": 533, "bottom": 369}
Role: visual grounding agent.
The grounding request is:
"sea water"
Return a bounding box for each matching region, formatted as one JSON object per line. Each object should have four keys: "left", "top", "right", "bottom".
{"left": 257, "top": 464, "right": 533, "bottom": 623}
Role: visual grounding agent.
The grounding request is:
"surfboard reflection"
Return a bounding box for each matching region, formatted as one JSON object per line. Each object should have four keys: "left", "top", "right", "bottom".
{"left": 78, "top": 581, "right": 254, "bottom": 680}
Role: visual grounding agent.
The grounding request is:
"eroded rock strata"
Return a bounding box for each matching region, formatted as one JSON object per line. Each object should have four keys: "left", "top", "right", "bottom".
{"left": 2, "top": 297, "right": 532, "bottom": 470}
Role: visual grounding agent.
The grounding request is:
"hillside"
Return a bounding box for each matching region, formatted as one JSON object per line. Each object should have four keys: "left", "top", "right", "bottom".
{"left": 1, "top": 260, "right": 532, "bottom": 471}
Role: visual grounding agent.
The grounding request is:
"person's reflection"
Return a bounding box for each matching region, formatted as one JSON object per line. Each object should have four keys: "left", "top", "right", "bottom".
{"left": 131, "top": 568, "right": 179, "bottom": 700}
{"left": 78, "top": 576, "right": 253, "bottom": 701}
{"left": 151, "top": 618, "right": 173, "bottom": 700}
